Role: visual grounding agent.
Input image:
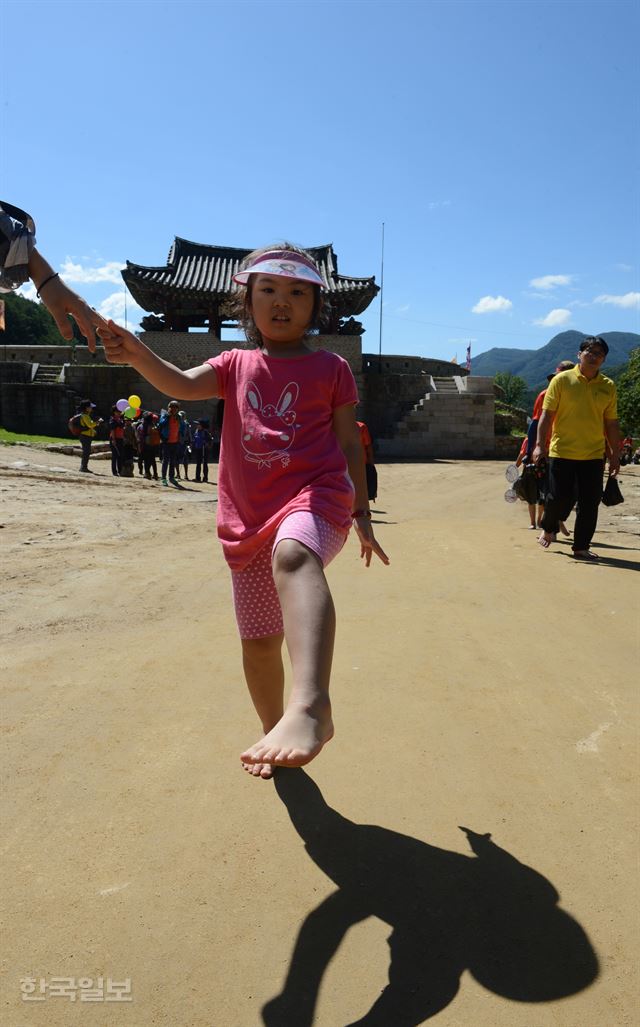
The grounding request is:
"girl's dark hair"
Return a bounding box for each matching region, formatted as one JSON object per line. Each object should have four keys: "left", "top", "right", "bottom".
{"left": 231, "top": 242, "right": 329, "bottom": 347}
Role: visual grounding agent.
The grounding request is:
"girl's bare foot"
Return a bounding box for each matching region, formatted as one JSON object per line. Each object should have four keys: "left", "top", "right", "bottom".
{"left": 559, "top": 521, "right": 571, "bottom": 537}
{"left": 240, "top": 699, "right": 334, "bottom": 768}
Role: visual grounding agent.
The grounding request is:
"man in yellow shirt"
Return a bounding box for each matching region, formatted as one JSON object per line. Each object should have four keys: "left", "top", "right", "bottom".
{"left": 78, "top": 400, "right": 103, "bottom": 473}
{"left": 533, "top": 336, "right": 620, "bottom": 561}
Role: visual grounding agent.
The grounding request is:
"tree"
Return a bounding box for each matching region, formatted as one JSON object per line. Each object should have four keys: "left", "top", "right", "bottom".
{"left": 1, "top": 291, "right": 68, "bottom": 346}
{"left": 616, "top": 347, "right": 640, "bottom": 435}
{"left": 494, "top": 371, "right": 527, "bottom": 407}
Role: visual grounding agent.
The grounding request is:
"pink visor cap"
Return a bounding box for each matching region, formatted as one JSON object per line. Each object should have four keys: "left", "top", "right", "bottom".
{"left": 233, "top": 250, "right": 325, "bottom": 288}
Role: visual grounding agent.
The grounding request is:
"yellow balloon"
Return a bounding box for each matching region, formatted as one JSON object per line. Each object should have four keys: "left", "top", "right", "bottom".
{"left": 128, "top": 394, "right": 141, "bottom": 409}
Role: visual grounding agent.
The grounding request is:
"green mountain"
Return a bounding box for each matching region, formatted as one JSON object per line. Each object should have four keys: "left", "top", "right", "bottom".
{"left": 472, "top": 331, "right": 640, "bottom": 387}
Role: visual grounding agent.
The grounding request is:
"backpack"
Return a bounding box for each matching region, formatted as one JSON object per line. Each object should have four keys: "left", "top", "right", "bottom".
{"left": 147, "top": 425, "right": 161, "bottom": 446}
{"left": 68, "top": 414, "right": 83, "bottom": 437}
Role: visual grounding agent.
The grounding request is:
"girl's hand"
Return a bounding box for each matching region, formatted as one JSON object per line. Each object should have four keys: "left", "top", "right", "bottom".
{"left": 353, "top": 515, "right": 390, "bottom": 567}
{"left": 97, "top": 319, "right": 143, "bottom": 364}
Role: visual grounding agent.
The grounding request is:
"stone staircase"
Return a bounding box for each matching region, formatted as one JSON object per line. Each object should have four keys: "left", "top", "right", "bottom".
{"left": 33, "top": 363, "right": 64, "bottom": 384}
{"left": 431, "top": 376, "right": 458, "bottom": 394}
{"left": 376, "top": 376, "right": 496, "bottom": 459}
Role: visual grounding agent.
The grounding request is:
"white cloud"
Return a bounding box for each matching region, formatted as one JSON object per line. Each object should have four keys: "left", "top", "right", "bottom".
{"left": 60, "top": 258, "right": 125, "bottom": 285}
{"left": 97, "top": 290, "right": 145, "bottom": 330}
{"left": 17, "top": 282, "right": 38, "bottom": 301}
{"left": 534, "top": 308, "right": 572, "bottom": 327}
{"left": 472, "top": 295, "right": 513, "bottom": 314}
{"left": 428, "top": 200, "right": 452, "bottom": 210}
{"left": 594, "top": 291, "right": 640, "bottom": 309}
{"left": 529, "top": 274, "right": 572, "bottom": 290}
{"left": 396, "top": 304, "right": 410, "bottom": 314}
{"left": 615, "top": 263, "right": 633, "bottom": 273}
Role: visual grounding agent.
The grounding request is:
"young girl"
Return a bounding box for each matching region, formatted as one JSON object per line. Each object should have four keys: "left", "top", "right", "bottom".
{"left": 98, "top": 243, "right": 389, "bottom": 779}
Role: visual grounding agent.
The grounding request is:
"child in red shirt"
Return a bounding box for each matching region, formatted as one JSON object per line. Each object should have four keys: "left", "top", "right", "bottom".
{"left": 99, "top": 244, "right": 389, "bottom": 778}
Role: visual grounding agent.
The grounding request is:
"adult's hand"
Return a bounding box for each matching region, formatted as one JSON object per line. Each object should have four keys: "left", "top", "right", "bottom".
{"left": 40, "top": 275, "right": 107, "bottom": 353}
{"left": 28, "top": 248, "right": 107, "bottom": 352}
{"left": 532, "top": 444, "right": 544, "bottom": 465}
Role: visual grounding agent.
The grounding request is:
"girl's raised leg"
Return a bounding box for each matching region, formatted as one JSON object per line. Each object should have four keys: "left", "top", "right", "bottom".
{"left": 241, "top": 633, "right": 285, "bottom": 779}
{"left": 240, "top": 540, "right": 335, "bottom": 769}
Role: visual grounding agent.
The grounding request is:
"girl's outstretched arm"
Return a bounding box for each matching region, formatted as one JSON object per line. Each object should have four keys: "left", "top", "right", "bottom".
{"left": 332, "top": 404, "right": 390, "bottom": 567}
{"left": 98, "top": 319, "right": 219, "bottom": 401}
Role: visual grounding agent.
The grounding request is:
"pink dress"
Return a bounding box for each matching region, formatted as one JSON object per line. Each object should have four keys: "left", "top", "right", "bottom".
{"left": 207, "top": 347, "right": 358, "bottom": 571}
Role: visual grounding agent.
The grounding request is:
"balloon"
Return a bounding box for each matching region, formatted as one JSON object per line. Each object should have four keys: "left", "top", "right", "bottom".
{"left": 116, "top": 398, "right": 128, "bottom": 412}
{"left": 128, "top": 394, "right": 141, "bottom": 409}
{"left": 135, "top": 408, "right": 141, "bottom": 417}
{"left": 124, "top": 406, "right": 136, "bottom": 419}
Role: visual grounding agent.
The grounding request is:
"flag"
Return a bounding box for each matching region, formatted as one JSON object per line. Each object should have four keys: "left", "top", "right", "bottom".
{"left": 465, "top": 343, "right": 471, "bottom": 372}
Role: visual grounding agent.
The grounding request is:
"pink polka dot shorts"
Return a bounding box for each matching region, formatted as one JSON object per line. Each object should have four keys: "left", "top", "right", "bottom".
{"left": 231, "top": 511, "right": 348, "bottom": 639}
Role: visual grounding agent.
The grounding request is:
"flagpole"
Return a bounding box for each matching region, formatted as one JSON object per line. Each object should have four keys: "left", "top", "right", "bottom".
{"left": 378, "top": 222, "right": 385, "bottom": 372}
{"left": 124, "top": 285, "right": 128, "bottom": 331}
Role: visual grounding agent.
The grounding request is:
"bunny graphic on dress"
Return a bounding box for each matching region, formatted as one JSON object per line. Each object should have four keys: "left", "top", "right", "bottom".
{"left": 242, "top": 380, "right": 300, "bottom": 468}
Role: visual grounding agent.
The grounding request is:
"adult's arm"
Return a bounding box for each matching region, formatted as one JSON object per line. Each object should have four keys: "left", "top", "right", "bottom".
{"left": 604, "top": 418, "right": 621, "bottom": 476}
{"left": 28, "top": 248, "right": 108, "bottom": 350}
{"left": 0, "top": 203, "right": 107, "bottom": 349}
{"left": 533, "top": 408, "right": 553, "bottom": 464}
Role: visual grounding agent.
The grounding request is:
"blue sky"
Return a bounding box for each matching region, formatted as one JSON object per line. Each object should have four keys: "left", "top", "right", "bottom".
{"left": 3, "top": 0, "right": 639, "bottom": 359}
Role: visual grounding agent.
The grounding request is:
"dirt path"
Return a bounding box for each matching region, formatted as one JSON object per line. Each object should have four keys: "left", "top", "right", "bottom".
{"left": 2, "top": 444, "right": 638, "bottom": 1026}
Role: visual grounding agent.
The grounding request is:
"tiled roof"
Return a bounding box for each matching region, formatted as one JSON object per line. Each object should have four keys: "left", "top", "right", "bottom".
{"left": 122, "top": 239, "right": 378, "bottom": 321}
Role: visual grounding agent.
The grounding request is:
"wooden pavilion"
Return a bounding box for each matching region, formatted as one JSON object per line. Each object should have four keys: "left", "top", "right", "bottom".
{"left": 122, "top": 239, "right": 379, "bottom": 335}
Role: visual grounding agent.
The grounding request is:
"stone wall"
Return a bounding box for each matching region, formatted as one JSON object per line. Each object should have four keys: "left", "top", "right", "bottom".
{"left": 0, "top": 361, "right": 32, "bottom": 386}
{"left": 363, "top": 353, "right": 467, "bottom": 377}
{"left": 0, "top": 383, "right": 79, "bottom": 436}
{"left": 360, "top": 370, "right": 432, "bottom": 438}
{"left": 494, "top": 435, "right": 525, "bottom": 460}
{"left": 0, "top": 344, "right": 108, "bottom": 365}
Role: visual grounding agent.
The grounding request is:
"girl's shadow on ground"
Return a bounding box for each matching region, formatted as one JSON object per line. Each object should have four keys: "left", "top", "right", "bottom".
{"left": 263, "top": 769, "right": 598, "bottom": 1026}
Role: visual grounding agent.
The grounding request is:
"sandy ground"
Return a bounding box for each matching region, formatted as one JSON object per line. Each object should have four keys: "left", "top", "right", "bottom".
{"left": 1, "top": 442, "right": 639, "bottom": 1027}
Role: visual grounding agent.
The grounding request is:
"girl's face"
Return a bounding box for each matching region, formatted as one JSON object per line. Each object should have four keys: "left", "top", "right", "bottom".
{"left": 249, "top": 274, "right": 315, "bottom": 346}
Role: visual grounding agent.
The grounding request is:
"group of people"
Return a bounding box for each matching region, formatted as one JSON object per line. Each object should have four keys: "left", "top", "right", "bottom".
{"left": 513, "top": 337, "right": 622, "bottom": 561}
{"left": 74, "top": 398, "right": 217, "bottom": 483}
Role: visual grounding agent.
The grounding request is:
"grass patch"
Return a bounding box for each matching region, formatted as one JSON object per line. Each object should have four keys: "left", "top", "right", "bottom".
{"left": 0, "top": 428, "right": 73, "bottom": 446}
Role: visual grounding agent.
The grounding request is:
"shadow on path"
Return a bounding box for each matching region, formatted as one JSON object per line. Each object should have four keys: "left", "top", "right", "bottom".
{"left": 262, "top": 769, "right": 598, "bottom": 1026}
{"left": 559, "top": 551, "right": 640, "bottom": 572}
